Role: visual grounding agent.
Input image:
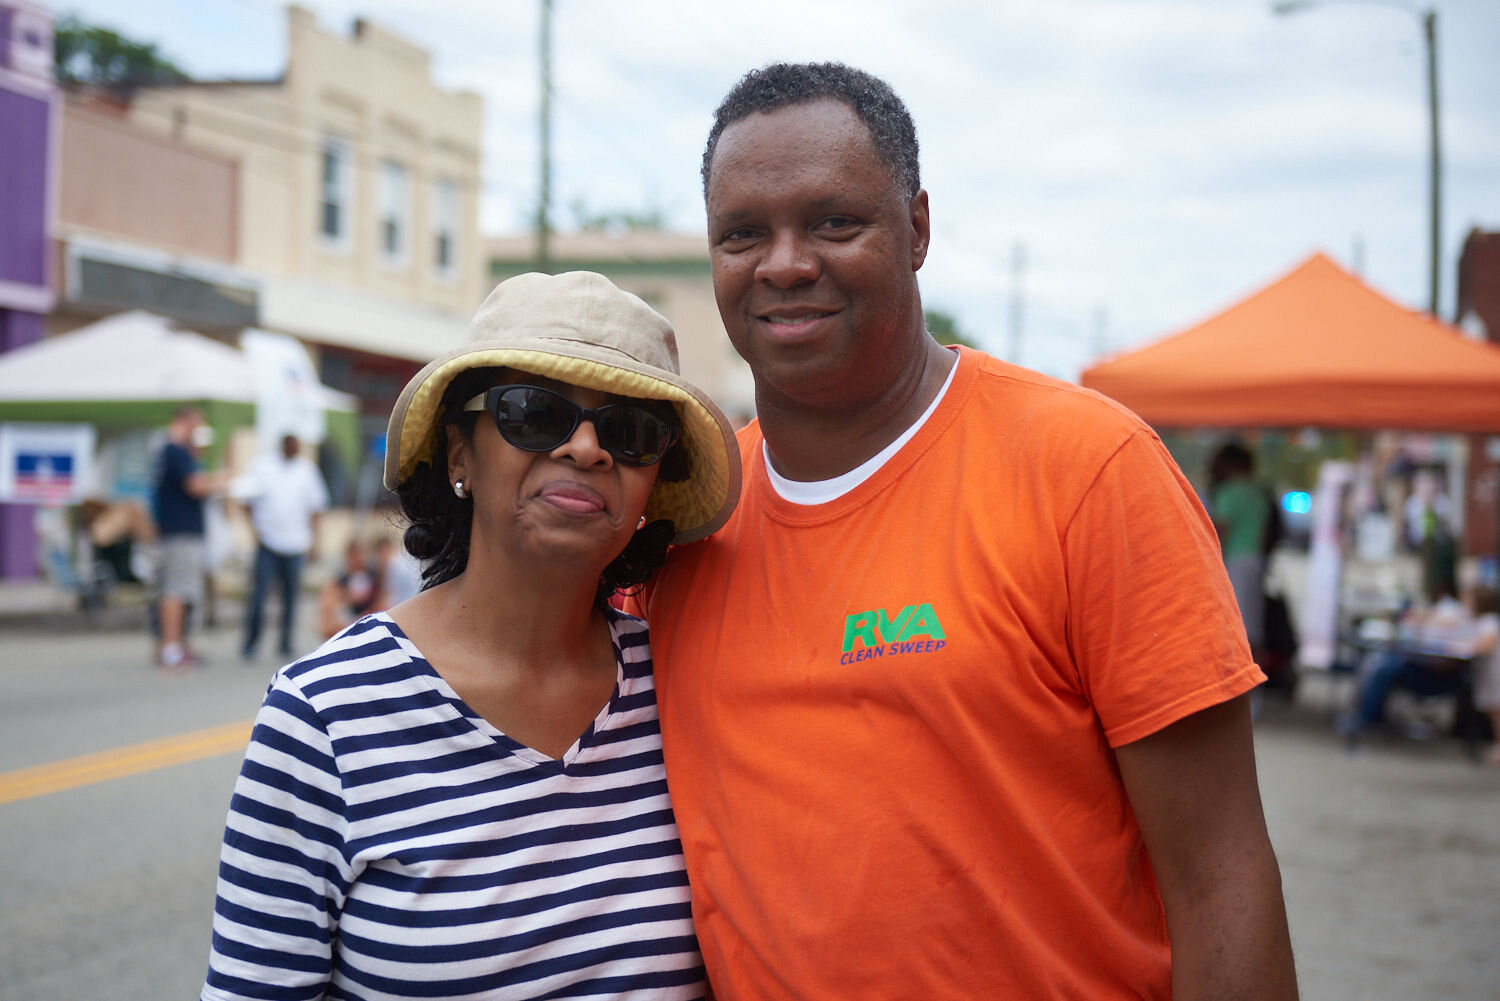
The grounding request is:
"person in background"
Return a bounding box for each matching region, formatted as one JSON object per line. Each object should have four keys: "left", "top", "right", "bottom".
{"left": 315, "top": 537, "right": 381, "bottom": 638}
{"left": 1343, "top": 585, "right": 1498, "bottom": 748}
{"left": 78, "top": 497, "right": 153, "bottom": 586}
{"left": 239, "top": 433, "right": 329, "bottom": 661}
{"left": 633, "top": 61, "right": 1296, "bottom": 1000}
{"left": 1403, "top": 467, "right": 1452, "bottom": 551}
{"left": 1210, "top": 440, "right": 1272, "bottom": 657}
{"left": 1470, "top": 587, "right": 1500, "bottom": 766}
{"left": 375, "top": 533, "right": 422, "bottom": 608}
{"left": 151, "top": 406, "right": 228, "bottom": 670}
{"left": 201, "top": 270, "right": 737, "bottom": 999}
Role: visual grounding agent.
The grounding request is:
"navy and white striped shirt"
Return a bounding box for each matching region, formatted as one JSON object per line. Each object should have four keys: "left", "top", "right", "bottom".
{"left": 202, "top": 611, "right": 706, "bottom": 1001}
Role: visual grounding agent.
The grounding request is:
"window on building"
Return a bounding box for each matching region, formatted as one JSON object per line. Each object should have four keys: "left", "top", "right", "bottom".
{"left": 319, "top": 137, "right": 352, "bottom": 248}
{"left": 432, "top": 179, "right": 459, "bottom": 278}
{"left": 378, "top": 161, "right": 411, "bottom": 267}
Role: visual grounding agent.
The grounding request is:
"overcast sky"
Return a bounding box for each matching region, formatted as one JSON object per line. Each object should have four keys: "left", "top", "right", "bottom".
{"left": 53, "top": 0, "right": 1500, "bottom": 381}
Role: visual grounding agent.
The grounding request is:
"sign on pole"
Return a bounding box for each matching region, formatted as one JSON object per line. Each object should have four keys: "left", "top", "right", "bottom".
{"left": 1298, "top": 459, "right": 1353, "bottom": 671}
{"left": 0, "top": 423, "right": 96, "bottom": 504}
{"left": 241, "top": 328, "right": 327, "bottom": 452}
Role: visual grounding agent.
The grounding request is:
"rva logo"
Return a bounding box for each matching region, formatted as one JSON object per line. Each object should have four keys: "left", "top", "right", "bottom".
{"left": 840, "top": 603, "right": 947, "bottom": 664}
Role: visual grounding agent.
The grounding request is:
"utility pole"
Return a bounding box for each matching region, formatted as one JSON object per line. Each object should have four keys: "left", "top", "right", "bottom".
{"left": 1008, "top": 242, "right": 1025, "bottom": 365}
{"left": 1271, "top": 1, "right": 1442, "bottom": 316}
{"left": 535, "top": 0, "right": 553, "bottom": 270}
{"left": 1422, "top": 7, "right": 1440, "bottom": 316}
{"left": 1090, "top": 303, "right": 1109, "bottom": 362}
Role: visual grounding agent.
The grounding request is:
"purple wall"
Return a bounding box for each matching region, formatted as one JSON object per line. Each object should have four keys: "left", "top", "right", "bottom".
{"left": 0, "top": 87, "right": 50, "bottom": 289}
{"left": 0, "top": 303, "right": 43, "bottom": 350}
{"left": 0, "top": 3, "right": 55, "bottom": 580}
{"left": 0, "top": 310, "right": 43, "bottom": 579}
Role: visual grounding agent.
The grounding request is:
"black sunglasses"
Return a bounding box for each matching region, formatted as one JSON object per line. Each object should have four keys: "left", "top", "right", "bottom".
{"left": 463, "top": 384, "right": 680, "bottom": 467}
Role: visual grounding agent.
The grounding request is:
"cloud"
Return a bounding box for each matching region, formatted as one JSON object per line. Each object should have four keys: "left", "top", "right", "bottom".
{"left": 57, "top": 0, "right": 1500, "bottom": 381}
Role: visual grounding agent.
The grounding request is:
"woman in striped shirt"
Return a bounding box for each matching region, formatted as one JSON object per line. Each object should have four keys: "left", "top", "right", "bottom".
{"left": 202, "top": 272, "right": 741, "bottom": 1001}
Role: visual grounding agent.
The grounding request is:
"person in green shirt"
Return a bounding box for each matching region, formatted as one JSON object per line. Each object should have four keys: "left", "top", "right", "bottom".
{"left": 1210, "top": 442, "right": 1271, "bottom": 651}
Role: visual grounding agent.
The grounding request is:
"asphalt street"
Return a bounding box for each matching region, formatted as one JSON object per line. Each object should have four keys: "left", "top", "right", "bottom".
{"left": 1, "top": 589, "right": 1498, "bottom": 1001}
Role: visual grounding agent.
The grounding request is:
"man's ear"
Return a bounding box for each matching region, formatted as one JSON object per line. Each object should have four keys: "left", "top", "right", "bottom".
{"left": 908, "top": 189, "right": 930, "bottom": 271}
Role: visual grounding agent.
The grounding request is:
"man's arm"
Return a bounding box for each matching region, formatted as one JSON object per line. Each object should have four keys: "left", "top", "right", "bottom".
{"left": 184, "top": 467, "right": 229, "bottom": 498}
{"left": 1114, "top": 694, "right": 1298, "bottom": 1001}
{"left": 308, "top": 510, "right": 322, "bottom": 562}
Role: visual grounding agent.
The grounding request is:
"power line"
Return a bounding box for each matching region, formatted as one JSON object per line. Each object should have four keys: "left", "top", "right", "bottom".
{"left": 66, "top": 0, "right": 677, "bottom": 233}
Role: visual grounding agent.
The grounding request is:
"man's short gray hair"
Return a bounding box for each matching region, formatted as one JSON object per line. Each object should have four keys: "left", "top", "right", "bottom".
{"left": 702, "top": 62, "right": 921, "bottom": 201}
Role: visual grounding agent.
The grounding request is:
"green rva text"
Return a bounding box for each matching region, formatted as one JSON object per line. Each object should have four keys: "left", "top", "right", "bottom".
{"left": 841, "top": 604, "right": 947, "bottom": 663}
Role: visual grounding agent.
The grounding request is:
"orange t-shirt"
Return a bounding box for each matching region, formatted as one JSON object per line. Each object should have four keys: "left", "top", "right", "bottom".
{"left": 640, "top": 348, "right": 1263, "bottom": 1000}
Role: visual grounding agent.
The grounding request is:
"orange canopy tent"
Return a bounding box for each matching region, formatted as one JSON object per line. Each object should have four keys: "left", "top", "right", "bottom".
{"left": 1079, "top": 252, "right": 1500, "bottom": 432}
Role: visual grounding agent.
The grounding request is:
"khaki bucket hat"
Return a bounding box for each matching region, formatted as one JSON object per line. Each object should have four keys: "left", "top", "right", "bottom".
{"left": 385, "top": 271, "right": 742, "bottom": 545}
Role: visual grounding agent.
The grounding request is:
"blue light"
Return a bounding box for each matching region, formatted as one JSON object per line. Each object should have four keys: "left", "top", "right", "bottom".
{"left": 1281, "top": 491, "right": 1312, "bottom": 515}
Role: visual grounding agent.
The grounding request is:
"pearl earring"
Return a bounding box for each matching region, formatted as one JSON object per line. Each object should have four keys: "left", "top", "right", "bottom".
{"left": 453, "top": 480, "right": 467, "bottom": 499}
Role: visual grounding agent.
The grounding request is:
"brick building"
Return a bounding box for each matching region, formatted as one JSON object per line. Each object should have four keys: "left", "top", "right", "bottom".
{"left": 1455, "top": 228, "right": 1500, "bottom": 561}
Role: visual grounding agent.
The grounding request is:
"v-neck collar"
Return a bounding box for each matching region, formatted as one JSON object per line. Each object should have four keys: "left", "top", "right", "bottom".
{"left": 373, "top": 611, "right": 625, "bottom": 775}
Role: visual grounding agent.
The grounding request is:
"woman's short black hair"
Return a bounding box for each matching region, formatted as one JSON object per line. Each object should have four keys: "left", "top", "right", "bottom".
{"left": 394, "top": 366, "right": 686, "bottom": 609}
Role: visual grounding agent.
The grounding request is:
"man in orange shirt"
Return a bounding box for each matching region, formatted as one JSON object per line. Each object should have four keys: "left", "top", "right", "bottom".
{"left": 638, "top": 62, "right": 1297, "bottom": 1000}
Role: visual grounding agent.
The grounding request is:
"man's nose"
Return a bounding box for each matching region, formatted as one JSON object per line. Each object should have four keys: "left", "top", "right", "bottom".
{"left": 756, "top": 230, "right": 820, "bottom": 287}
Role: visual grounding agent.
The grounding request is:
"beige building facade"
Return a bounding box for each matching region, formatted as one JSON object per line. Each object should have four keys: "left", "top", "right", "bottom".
{"left": 42, "top": 8, "right": 489, "bottom": 514}
{"left": 125, "top": 5, "right": 485, "bottom": 362}
{"left": 488, "top": 231, "right": 755, "bottom": 421}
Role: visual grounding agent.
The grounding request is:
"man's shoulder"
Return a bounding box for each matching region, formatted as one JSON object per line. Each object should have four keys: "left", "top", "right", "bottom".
{"left": 963, "top": 349, "right": 1146, "bottom": 434}
{"left": 952, "top": 348, "right": 1152, "bottom": 464}
{"left": 293, "top": 456, "right": 327, "bottom": 484}
{"left": 159, "top": 440, "right": 195, "bottom": 475}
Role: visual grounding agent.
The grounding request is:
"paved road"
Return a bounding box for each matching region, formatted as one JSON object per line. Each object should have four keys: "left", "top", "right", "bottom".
{"left": 0, "top": 595, "right": 288, "bottom": 1001}
{"left": 1, "top": 595, "right": 1498, "bottom": 1000}
{"left": 1253, "top": 680, "right": 1500, "bottom": 1000}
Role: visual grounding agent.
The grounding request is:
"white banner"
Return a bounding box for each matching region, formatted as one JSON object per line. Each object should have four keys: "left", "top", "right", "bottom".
{"left": 1298, "top": 460, "right": 1353, "bottom": 670}
{"left": 0, "top": 423, "right": 96, "bottom": 504}
{"left": 241, "top": 328, "right": 327, "bottom": 451}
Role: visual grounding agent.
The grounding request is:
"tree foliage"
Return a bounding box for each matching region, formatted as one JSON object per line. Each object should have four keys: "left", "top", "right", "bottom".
{"left": 570, "top": 199, "right": 666, "bottom": 235}
{"left": 925, "top": 308, "right": 979, "bottom": 349}
{"left": 53, "top": 15, "right": 187, "bottom": 88}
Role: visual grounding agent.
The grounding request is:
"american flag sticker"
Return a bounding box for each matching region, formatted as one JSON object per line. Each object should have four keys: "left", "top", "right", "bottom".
{"left": 14, "top": 452, "right": 76, "bottom": 502}
{"left": 0, "top": 424, "right": 95, "bottom": 504}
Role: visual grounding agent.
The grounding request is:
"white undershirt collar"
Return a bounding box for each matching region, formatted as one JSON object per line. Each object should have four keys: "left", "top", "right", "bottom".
{"left": 764, "top": 358, "right": 959, "bottom": 506}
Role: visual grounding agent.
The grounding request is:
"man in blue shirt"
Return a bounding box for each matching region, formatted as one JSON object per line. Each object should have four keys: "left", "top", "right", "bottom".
{"left": 152, "top": 406, "right": 227, "bottom": 669}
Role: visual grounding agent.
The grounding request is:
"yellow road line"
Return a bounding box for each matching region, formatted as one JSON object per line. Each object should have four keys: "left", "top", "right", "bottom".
{"left": 0, "top": 720, "right": 253, "bottom": 805}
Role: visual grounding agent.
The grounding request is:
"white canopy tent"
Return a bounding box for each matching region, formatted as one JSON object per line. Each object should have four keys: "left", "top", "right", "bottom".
{"left": 0, "top": 311, "right": 362, "bottom": 493}
{"left": 0, "top": 310, "right": 356, "bottom": 413}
